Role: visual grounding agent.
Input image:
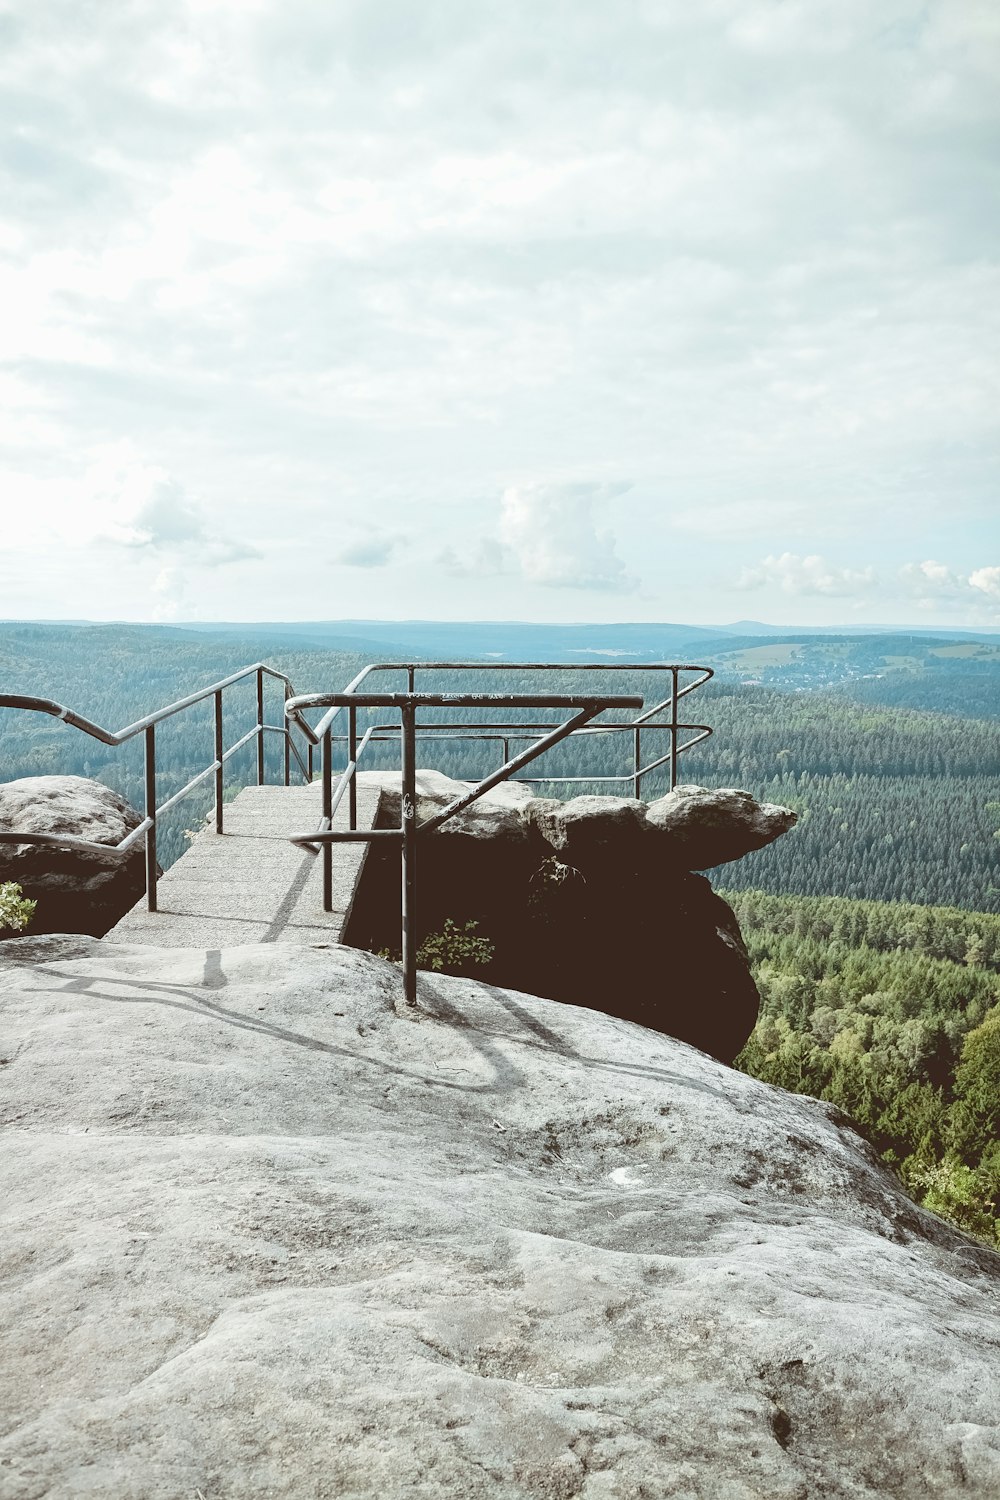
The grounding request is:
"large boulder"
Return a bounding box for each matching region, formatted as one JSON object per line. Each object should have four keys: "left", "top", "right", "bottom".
{"left": 1, "top": 938, "right": 997, "bottom": 1498}
{"left": 646, "top": 784, "right": 798, "bottom": 869}
{"left": 349, "top": 773, "right": 795, "bottom": 1062}
{"left": 0, "top": 775, "right": 148, "bottom": 937}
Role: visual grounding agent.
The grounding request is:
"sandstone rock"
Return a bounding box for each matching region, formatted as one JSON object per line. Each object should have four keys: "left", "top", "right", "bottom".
{"left": 1, "top": 937, "right": 997, "bottom": 1498}
{"left": 646, "top": 784, "right": 798, "bottom": 868}
{"left": 523, "top": 793, "right": 649, "bottom": 856}
{"left": 373, "top": 768, "right": 536, "bottom": 843}
{"left": 349, "top": 773, "right": 784, "bottom": 1062}
{"left": 0, "top": 775, "right": 149, "bottom": 937}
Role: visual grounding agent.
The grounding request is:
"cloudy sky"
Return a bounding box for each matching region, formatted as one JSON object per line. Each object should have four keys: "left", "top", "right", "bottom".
{"left": 1, "top": 0, "right": 998, "bottom": 626}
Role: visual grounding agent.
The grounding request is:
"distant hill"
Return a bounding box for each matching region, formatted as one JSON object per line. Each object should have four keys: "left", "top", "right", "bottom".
{"left": 173, "top": 619, "right": 726, "bottom": 662}
{"left": 720, "top": 620, "right": 1000, "bottom": 639}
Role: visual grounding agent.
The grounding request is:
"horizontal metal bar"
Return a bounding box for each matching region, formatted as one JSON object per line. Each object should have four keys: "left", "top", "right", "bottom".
{"left": 330, "top": 719, "right": 708, "bottom": 738}
{"left": 285, "top": 662, "right": 378, "bottom": 744}
{"left": 289, "top": 814, "right": 330, "bottom": 855}
{"left": 359, "top": 661, "right": 710, "bottom": 673}
{"left": 288, "top": 828, "right": 404, "bottom": 848}
{"left": 287, "top": 692, "right": 643, "bottom": 712}
{"left": 0, "top": 826, "right": 148, "bottom": 859}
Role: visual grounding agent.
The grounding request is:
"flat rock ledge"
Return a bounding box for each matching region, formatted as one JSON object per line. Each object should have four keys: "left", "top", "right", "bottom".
{"left": 1, "top": 935, "right": 998, "bottom": 1500}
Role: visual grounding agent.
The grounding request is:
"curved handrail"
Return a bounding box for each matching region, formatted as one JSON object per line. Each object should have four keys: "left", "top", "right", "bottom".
{"left": 0, "top": 662, "right": 295, "bottom": 744}
{"left": 0, "top": 663, "right": 311, "bottom": 892}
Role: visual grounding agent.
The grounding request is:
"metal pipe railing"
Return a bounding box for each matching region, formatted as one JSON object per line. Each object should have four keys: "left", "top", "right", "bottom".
{"left": 1, "top": 660, "right": 713, "bottom": 934}
{"left": 0, "top": 663, "right": 315, "bottom": 908}
{"left": 286, "top": 689, "right": 644, "bottom": 1005}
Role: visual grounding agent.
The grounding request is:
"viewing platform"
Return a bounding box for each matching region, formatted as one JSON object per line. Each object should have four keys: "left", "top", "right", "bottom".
{"left": 106, "top": 780, "right": 381, "bottom": 950}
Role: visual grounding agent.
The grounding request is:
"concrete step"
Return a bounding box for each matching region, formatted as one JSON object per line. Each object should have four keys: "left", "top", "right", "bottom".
{"left": 106, "top": 780, "right": 383, "bottom": 950}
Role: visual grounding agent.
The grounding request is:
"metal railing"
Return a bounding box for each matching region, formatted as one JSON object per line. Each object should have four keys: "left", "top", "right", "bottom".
{"left": 1, "top": 659, "right": 713, "bottom": 961}
{"left": 0, "top": 664, "right": 314, "bottom": 910}
{"left": 283, "top": 664, "right": 714, "bottom": 1004}
{"left": 284, "top": 661, "right": 714, "bottom": 800}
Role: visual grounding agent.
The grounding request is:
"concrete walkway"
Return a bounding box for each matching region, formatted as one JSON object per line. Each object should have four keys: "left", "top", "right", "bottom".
{"left": 106, "top": 780, "right": 383, "bottom": 949}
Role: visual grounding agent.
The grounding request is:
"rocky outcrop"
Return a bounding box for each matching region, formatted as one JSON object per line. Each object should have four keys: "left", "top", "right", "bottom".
{"left": 644, "top": 783, "right": 797, "bottom": 868}
{"left": 0, "top": 775, "right": 149, "bottom": 937}
{"left": 351, "top": 772, "right": 797, "bottom": 1063}
{"left": 1, "top": 936, "right": 997, "bottom": 1498}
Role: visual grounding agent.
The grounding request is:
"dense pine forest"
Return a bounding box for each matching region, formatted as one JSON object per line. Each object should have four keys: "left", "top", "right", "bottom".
{"left": 725, "top": 891, "right": 1000, "bottom": 1246}
{"left": 2, "top": 622, "right": 998, "bottom": 1242}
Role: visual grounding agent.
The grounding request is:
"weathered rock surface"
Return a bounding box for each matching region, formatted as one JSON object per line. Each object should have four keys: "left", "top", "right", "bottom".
{"left": 645, "top": 785, "right": 798, "bottom": 870}
{"left": 371, "top": 771, "right": 796, "bottom": 869}
{"left": 352, "top": 772, "right": 791, "bottom": 1062}
{"left": 1, "top": 936, "right": 998, "bottom": 1498}
{"left": 0, "top": 775, "right": 149, "bottom": 938}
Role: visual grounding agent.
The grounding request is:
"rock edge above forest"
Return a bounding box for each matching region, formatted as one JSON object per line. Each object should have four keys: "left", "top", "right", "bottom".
{"left": 1, "top": 936, "right": 997, "bottom": 1499}
{"left": 355, "top": 772, "right": 798, "bottom": 1063}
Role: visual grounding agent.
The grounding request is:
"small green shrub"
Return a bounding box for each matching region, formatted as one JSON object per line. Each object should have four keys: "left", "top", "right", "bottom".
{"left": 417, "top": 919, "right": 494, "bottom": 975}
{"left": 0, "top": 882, "right": 36, "bottom": 937}
{"left": 376, "top": 919, "right": 495, "bottom": 977}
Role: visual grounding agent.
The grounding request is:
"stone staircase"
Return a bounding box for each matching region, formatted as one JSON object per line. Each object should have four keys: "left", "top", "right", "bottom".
{"left": 106, "top": 779, "right": 382, "bottom": 949}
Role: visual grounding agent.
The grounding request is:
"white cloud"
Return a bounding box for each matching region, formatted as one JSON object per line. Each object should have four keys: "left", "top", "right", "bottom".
{"left": 497, "top": 481, "right": 636, "bottom": 592}
{"left": 737, "top": 552, "right": 878, "bottom": 597}
{"left": 0, "top": 2, "right": 995, "bottom": 622}
{"left": 899, "top": 559, "right": 969, "bottom": 599}
{"left": 438, "top": 482, "right": 636, "bottom": 593}
{"left": 899, "top": 560, "right": 1000, "bottom": 611}
{"left": 83, "top": 444, "right": 258, "bottom": 565}
{"left": 969, "top": 566, "right": 1000, "bottom": 599}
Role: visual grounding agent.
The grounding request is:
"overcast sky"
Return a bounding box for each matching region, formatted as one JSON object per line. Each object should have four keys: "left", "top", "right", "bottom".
{"left": 1, "top": 0, "right": 998, "bottom": 627}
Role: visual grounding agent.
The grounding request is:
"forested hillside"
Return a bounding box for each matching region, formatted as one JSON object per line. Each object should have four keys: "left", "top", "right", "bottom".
{"left": 726, "top": 891, "right": 1000, "bottom": 1246}
{"left": 696, "top": 684, "right": 1000, "bottom": 913}
{"left": 2, "top": 626, "right": 998, "bottom": 909}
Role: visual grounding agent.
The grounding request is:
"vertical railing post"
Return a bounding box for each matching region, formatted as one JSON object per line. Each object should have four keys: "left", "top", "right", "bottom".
{"left": 256, "top": 668, "right": 265, "bottom": 786}
{"left": 283, "top": 684, "right": 290, "bottom": 787}
{"left": 407, "top": 665, "right": 415, "bottom": 694}
{"left": 348, "top": 704, "right": 358, "bottom": 831}
{"left": 214, "top": 689, "right": 224, "bottom": 834}
{"left": 144, "top": 725, "right": 157, "bottom": 912}
{"left": 307, "top": 742, "right": 314, "bottom": 782}
{"left": 633, "top": 725, "right": 641, "bottom": 799}
{"left": 669, "top": 667, "right": 679, "bottom": 791}
{"left": 401, "top": 700, "right": 417, "bottom": 1006}
{"left": 322, "top": 728, "right": 333, "bottom": 912}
